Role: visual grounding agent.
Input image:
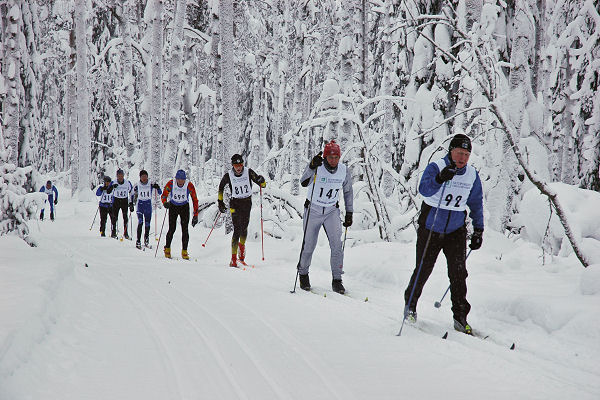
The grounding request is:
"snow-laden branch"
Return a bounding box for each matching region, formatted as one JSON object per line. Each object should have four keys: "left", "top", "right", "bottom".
{"left": 414, "top": 107, "right": 489, "bottom": 139}
{"left": 88, "top": 38, "right": 148, "bottom": 75}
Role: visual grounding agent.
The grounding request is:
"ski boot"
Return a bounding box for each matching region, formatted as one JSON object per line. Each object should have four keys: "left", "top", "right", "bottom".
{"left": 230, "top": 254, "right": 238, "bottom": 268}
{"left": 182, "top": 250, "right": 190, "bottom": 260}
{"left": 136, "top": 240, "right": 142, "bottom": 249}
{"left": 40, "top": 212, "right": 44, "bottom": 221}
{"left": 100, "top": 231, "right": 106, "bottom": 237}
{"left": 144, "top": 236, "right": 150, "bottom": 248}
{"left": 299, "top": 274, "right": 311, "bottom": 291}
{"left": 453, "top": 316, "right": 473, "bottom": 335}
{"left": 238, "top": 243, "right": 246, "bottom": 262}
{"left": 332, "top": 278, "right": 345, "bottom": 294}
{"left": 50, "top": 212, "right": 54, "bottom": 221}
{"left": 111, "top": 227, "right": 117, "bottom": 239}
{"left": 404, "top": 306, "right": 417, "bottom": 323}
{"left": 164, "top": 247, "right": 171, "bottom": 259}
{"left": 123, "top": 227, "right": 130, "bottom": 240}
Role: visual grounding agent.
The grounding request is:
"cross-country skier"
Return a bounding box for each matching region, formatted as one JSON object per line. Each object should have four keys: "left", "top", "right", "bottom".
{"left": 217, "top": 154, "right": 266, "bottom": 268}
{"left": 131, "top": 169, "right": 162, "bottom": 249}
{"left": 404, "top": 134, "right": 484, "bottom": 335}
{"left": 298, "top": 140, "right": 353, "bottom": 294}
{"left": 161, "top": 169, "right": 199, "bottom": 260}
{"left": 39, "top": 180, "right": 58, "bottom": 221}
{"left": 111, "top": 168, "right": 133, "bottom": 239}
{"left": 96, "top": 176, "right": 116, "bottom": 237}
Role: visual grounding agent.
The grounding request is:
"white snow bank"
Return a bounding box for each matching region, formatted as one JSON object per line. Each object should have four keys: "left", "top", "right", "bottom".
{"left": 580, "top": 264, "right": 600, "bottom": 295}
{"left": 515, "top": 182, "right": 600, "bottom": 262}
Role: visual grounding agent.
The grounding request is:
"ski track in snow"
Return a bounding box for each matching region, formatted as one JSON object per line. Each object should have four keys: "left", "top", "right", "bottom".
{"left": 1, "top": 197, "right": 599, "bottom": 399}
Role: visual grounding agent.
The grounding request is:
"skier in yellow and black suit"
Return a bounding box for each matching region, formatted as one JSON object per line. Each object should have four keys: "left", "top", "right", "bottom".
{"left": 218, "top": 154, "right": 266, "bottom": 267}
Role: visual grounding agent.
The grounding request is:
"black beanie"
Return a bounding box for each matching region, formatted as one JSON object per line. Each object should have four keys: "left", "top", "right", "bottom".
{"left": 449, "top": 134, "right": 472, "bottom": 152}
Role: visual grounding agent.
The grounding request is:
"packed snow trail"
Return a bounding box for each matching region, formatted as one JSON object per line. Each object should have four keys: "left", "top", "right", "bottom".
{"left": 1, "top": 194, "right": 599, "bottom": 399}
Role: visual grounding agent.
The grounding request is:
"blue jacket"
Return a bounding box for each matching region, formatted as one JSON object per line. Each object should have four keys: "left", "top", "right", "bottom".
{"left": 419, "top": 155, "right": 484, "bottom": 234}
{"left": 39, "top": 185, "right": 58, "bottom": 201}
{"left": 96, "top": 183, "right": 115, "bottom": 207}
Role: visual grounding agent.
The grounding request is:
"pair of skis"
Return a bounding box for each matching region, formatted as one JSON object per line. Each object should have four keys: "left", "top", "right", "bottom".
{"left": 408, "top": 319, "right": 516, "bottom": 350}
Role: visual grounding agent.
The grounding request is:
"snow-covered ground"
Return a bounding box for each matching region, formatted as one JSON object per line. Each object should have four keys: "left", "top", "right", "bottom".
{"left": 1, "top": 189, "right": 599, "bottom": 400}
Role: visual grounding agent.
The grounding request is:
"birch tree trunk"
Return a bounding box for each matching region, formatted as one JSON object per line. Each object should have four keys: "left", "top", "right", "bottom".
{"left": 120, "top": 0, "right": 136, "bottom": 165}
{"left": 75, "top": 0, "right": 91, "bottom": 194}
{"left": 164, "top": 0, "right": 187, "bottom": 177}
{"left": 219, "top": 0, "right": 237, "bottom": 171}
{"left": 67, "top": 28, "right": 78, "bottom": 193}
{"left": 150, "top": 0, "right": 163, "bottom": 182}
{"left": 3, "top": 0, "right": 21, "bottom": 165}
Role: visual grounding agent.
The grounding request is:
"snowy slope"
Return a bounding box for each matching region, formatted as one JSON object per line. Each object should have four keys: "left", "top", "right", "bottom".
{"left": 1, "top": 190, "right": 599, "bottom": 400}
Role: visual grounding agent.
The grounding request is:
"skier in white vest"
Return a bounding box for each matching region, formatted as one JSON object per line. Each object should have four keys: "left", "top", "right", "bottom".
{"left": 111, "top": 168, "right": 133, "bottom": 239}
{"left": 217, "top": 154, "right": 266, "bottom": 268}
{"left": 404, "top": 134, "right": 484, "bottom": 335}
{"left": 161, "top": 169, "right": 199, "bottom": 260}
{"left": 298, "top": 140, "right": 353, "bottom": 294}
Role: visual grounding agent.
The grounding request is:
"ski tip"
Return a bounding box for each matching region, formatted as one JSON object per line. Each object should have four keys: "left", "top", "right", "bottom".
{"left": 323, "top": 293, "right": 327, "bottom": 297}
{"left": 84, "top": 263, "right": 88, "bottom": 268}
{"left": 202, "top": 244, "right": 206, "bottom": 247}
{"left": 442, "top": 332, "right": 448, "bottom": 339}
{"left": 510, "top": 343, "right": 516, "bottom": 350}
{"left": 364, "top": 297, "right": 368, "bottom": 302}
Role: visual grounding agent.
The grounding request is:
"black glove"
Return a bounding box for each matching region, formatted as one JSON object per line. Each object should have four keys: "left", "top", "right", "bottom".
{"left": 112, "top": 183, "right": 119, "bottom": 189}
{"left": 343, "top": 212, "right": 353, "bottom": 228}
{"left": 191, "top": 215, "right": 198, "bottom": 227}
{"left": 54, "top": 199, "right": 58, "bottom": 205}
{"left": 470, "top": 228, "right": 483, "bottom": 250}
{"left": 218, "top": 200, "right": 226, "bottom": 213}
{"left": 435, "top": 163, "right": 457, "bottom": 184}
{"left": 309, "top": 152, "right": 323, "bottom": 169}
{"left": 129, "top": 202, "right": 134, "bottom": 212}
{"left": 100, "top": 186, "right": 107, "bottom": 191}
{"left": 163, "top": 201, "right": 170, "bottom": 209}
{"left": 151, "top": 183, "right": 160, "bottom": 190}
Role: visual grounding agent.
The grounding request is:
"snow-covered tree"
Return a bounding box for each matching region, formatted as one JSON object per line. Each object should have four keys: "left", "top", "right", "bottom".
{"left": 74, "top": 0, "right": 91, "bottom": 195}
{"left": 0, "top": 150, "right": 46, "bottom": 245}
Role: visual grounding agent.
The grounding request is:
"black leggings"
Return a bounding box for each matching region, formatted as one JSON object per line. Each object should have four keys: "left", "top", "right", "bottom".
{"left": 230, "top": 197, "right": 251, "bottom": 247}
{"left": 165, "top": 204, "right": 190, "bottom": 250}
{"left": 99, "top": 206, "right": 116, "bottom": 234}
{"left": 113, "top": 197, "right": 129, "bottom": 232}
{"left": 404, "top": 224, "right": 470, "bottom": 320}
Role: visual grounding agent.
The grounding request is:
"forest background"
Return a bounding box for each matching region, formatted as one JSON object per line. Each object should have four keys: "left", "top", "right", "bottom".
{"left": 1, "top": 0, "right": 599, "bottom": 253}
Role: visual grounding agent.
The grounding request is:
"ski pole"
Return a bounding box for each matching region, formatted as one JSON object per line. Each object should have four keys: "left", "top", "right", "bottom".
{"left": 90, "top": 207, "right": 99, "bottom": 230}
{"left": 154, "top": 190, "right": 158, "bottom": 241}
{"left": 434, "top": 249, "right": 473, "bottom": 308}
{"left": 260, "top": 186, "right": 265, "bottom": 261}
{"left": 154, "top": 208, "right": 168, "bottom": 257}
{"left": 202, "top": 212, "right": 221, "bottom": 247}
{"left": 342, "top": 226, "right": 348, "bottom": 253}
{"left": 398, "top": 182, "right": 448, "bottom": 336}
{"left": 291, "top": 165, "right": 319, "bottom": 293}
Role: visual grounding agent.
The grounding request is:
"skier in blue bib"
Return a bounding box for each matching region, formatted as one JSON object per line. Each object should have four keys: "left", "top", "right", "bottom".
{"left": 131, "top": 169, "right": 162, "bottom": 249}
{"left": 95, "top": 176, "right": 116, "bottom": 237}
{"left": 298, "top": 140, "right": 354, "bottom": 294}
{"left": 404, "top": 134, "right": 484, "bottom": 335}
{"left": 39, "top": 180, "right": 59, "bottom": 221}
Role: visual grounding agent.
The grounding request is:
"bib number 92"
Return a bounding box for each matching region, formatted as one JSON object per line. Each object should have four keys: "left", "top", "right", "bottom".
{"left": 444, "top": 194, "right": 463, "bottom": 207}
